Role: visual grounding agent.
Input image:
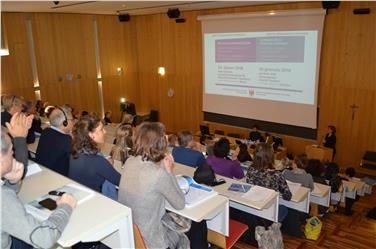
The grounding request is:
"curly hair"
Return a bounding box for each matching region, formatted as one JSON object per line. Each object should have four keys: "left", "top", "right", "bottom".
{"left": 72, "top": 114, "right": 103, "bottom": 159}
{"left": 132, "top": 122, "right": 167, "bottom": 163}
{"left": 253, "top": 143, "right": 274, "bottom": 170}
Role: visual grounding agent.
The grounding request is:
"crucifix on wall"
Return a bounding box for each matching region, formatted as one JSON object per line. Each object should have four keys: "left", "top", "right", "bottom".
{"left": 350, "top": 104, "right": 359, "bottom": 121}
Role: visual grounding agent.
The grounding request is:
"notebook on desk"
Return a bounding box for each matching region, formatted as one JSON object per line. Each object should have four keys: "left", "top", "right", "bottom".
{"left": 176, "top": 175, "right": 218, "bottom": 208}
{"left": 25, "top": 184, "right": 94, "bottom": 220}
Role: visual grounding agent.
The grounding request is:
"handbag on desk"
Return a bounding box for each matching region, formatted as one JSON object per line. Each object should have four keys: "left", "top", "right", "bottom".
{"left": 193, "top": 163, "right": 216, "bottom": 186}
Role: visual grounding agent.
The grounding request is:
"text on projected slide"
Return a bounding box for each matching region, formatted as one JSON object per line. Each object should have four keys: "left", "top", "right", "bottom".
{"left": 204, "top": 31, "right": 318, "bottom": 105}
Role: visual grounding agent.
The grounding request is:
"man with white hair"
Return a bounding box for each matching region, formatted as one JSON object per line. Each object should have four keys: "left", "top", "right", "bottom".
{"left": 36, "top": 105, "right": 74, "bottom": 176}
{"left": 1, "top": 114, "right": 76, "bottom": 249}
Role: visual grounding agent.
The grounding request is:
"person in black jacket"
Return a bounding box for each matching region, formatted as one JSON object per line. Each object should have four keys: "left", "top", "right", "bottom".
{"left": 23, "top": 100, "right": 43, "bottom": 144}
{"left": 323, "top": 125, "right": 337, "bottom": 159}
{"left": 248, "top": 125, "right": 264, "bottom": 143}
{"left": 35, "top": 106, "right": 74, "bottom": 176}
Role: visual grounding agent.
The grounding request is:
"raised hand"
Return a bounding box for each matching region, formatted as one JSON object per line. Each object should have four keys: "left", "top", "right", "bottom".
{"left": 5, "top": 112, "right": 34, "bottom": 138}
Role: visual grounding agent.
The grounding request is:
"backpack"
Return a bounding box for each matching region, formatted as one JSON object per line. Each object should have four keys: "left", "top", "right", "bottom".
{"left": 193, "top": 163, "right": 216, "bottom": 186}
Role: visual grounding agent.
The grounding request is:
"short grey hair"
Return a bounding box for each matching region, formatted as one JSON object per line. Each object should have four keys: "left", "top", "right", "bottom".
{"left": 49, "top": 105, "right": 72, "bottom": 128}
{"left": 1, "top": 127, "right": 12, "bottom": 155}
{"left": 178, "top": 131, "right": 193, "bottom": 147}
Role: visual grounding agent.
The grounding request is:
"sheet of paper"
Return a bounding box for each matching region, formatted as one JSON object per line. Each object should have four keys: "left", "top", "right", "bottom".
{"left": 286, "top": 180, "right": 301, "bottom": 196}
{"left": 242, "top": 185, "right": 274, "bottom": 202}
{"left": 25, "top": 163, "right": 42, "bottom": 178}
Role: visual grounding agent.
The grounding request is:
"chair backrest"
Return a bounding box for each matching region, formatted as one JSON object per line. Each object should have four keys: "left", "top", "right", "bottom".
{"left": 214, "top": 129, "right": 225, "bottom": 135}
{"left": 227, "top": 133, "right": 240, "bottom": 138}
{"left": 363, "top": 151, "right": 376, "bottom": 162}
{"left": 305, "top": 145, "right": 325, "bottom": 161}
{"left": 133, "top": 223, "right": 147, "bottom": 249}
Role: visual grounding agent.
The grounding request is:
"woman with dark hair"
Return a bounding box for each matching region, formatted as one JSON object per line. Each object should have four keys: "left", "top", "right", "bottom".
{"left": 23, "top": 100, "right": 43, "bottom": 144}
{"left": 69, "top": 114, "right": 120, "bottom": 194}
{"left": 206, "top": 138, "right": 244, "bottom": 179}
{"left": 104, "top": 111, "right": 112, "bottom": 125}
{"left": 323, "top": 125, "right": 337, "bottom": 159}
{"left": 246, "top": 143, "right": 291, "bottom": 221}
{"left": 306, "top": 159, "right": 326, "bottom": 184}
{"left": 118, "top": 122, "right": 186, "bottom": 249}
{"left": 237, "top": 143, "right": 252, "bottom": 163}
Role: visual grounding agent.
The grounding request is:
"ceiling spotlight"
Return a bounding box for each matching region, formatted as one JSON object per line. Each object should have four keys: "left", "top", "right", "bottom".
{"left": 167, "top": 8, "right": 180, "bottom": 19}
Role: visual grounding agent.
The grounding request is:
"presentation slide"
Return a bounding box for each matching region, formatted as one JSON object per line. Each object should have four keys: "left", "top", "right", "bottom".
{"left": 204, "top": 31, "right": 318, "bottom": 105}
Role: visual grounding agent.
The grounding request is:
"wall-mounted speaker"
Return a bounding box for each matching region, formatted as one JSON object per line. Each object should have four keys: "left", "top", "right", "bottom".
{"left": 118, "top": 14, "right": 130, "bottom": 22}
{"left": 322, "top": 1, "right": 340, "bottom": 9}
{"left": 167, "top": 8, "right": 180, "bottom": 19}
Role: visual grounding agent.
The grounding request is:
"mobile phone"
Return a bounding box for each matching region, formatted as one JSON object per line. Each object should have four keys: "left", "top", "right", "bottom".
{"left": 38, "top": 198, "right": 57, "bottom": 211}
{"left": 48, "top": 191, "right": 65, "bottom": 196}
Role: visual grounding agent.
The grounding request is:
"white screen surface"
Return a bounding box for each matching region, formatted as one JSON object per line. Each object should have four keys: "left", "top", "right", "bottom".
{"left": 205, "top": 31, "right": 317, "bottom": 105}
{"left": 199, "top": 9, "right": 325, "bottom": 129}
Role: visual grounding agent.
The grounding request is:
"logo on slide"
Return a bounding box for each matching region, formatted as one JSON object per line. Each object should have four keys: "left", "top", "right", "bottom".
{"left": 249, "top": 89, "right": 255, "bottom": 97}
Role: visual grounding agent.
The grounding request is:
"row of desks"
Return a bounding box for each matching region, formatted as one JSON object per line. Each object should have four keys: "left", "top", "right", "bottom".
{"left": 27, "top": 134, "right": 371, "bottom": 246}
{"left": 28, "top": 139, "right": 332, "bottom": 221}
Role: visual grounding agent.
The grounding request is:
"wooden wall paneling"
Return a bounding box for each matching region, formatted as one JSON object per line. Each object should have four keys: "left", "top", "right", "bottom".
{"left": 2, "top": 1, "right": 375, "bottom": 168}
{"left": 32, "top": 13, "right": 99, "bottom": 114}
{"left": 134, "top": 14, "right": 163, "bottom": 114}
{"left": 96, "top": 15, "right": 140, "bottom": 122}
{"left": 1, "top": 13, "right": 34, "bottom": 100}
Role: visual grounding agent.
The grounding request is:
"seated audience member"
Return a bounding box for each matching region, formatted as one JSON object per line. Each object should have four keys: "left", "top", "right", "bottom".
{"left": 104, "top": 111, "right": 112, "bottom": 125}
{"left": 167, "top": 133, "right": 177, "bottom": 153}
{"left": 237, "top": 143, "right": 253, "bottom": 163}
{"left": 23, "top": 100, "right": 43, "bottom": 144}
{"left": 4, "top": 112, "right": 33, "bottom": 178}
{"left": 246, "top": 143, "right": 291, "bottom": 222}
{"left": 248, "top": 125, "right": 264, "bottom": 143}
{"left": 120, "top": 113, "right": 134, "bottom": 126}
{"left": 44, "top": 105, "right": 55, "bottom": 118}
{"left": 324, "top": 162, "right": 342, "bottom": 193}
{"left": 118, "top": 122, "right": 187, "bottom": 249}
{"left": 1, "top": 95, "right": 23, "bottom": 127}
{"left": 36, "top": 106, "right": 73, "bottom": 176}
{"left": 207, "top": 138, "right": 244, "bottom": 179}
{"left": 110, "top": 124, "right": 133, "bottom": 164}
{"left": 35, "top": 100, "right": 45, "bottom": 117}
{"left": 172, "top": 131, "right": 206, "bottom": 168}
{"left": 1, "top": 127, "right": 77, "bottom": 249}
{"left": 69, "top": 114, "right": 120, "bottom": 195}
{"left": 283, "top": 154, "right": 314, "bottom": 191}
{"left": 306, "top": 159, "right": 326, "bottom": 184}
{"left": 80, "top": 111, "right": 89, "bottom": 117}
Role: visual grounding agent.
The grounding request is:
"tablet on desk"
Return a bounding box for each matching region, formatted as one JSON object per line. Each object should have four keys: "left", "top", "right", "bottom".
{"left": 228, "top": 183, "right": 251, "bottom": 193}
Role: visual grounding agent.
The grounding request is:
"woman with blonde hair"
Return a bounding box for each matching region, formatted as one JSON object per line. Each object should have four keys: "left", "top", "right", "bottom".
{"left": 110, "top": 124, "right": 133, "bottom": 164}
